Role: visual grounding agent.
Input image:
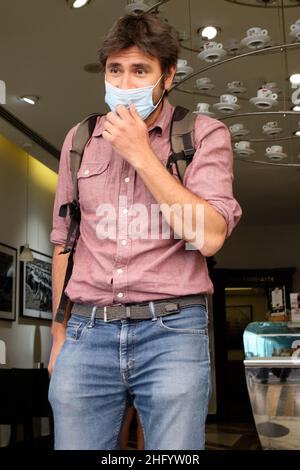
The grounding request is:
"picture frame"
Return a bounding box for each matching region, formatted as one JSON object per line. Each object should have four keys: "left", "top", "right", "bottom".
{"left": 269, "top": 285, "right": 286, "bottom": 313}
{"left": 0, "top": 243, "right": 17, "bottom": 321}
{"left": 19, "top": 248, "right": 53, "bottom": 320}
{"left": 226, "top": 305, "right": 253, "bottom": 350}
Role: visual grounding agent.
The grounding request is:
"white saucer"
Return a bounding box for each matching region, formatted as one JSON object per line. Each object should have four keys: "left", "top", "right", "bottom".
{"left": 290, "top": 29, "right": 300, "bottom": 40}
{"left": 176, "top": 65, "right": 194, "bottom": 75}
{"left": 213, "top": 102, "right": 240, "bottom": 113}
{"left": 125, "top": 1, "right": 148, "bottom": 13}
{"left": 265, "top": 152, "right": 287, "bottom": 161}
{"left": 262, "top": 127, "right": 283, "bottom": 136}
{"left": 227, "top": 87, "right": 247, "bottom": 95}
{"left": 249, "top": 96, "right": 279, "bottom": 109}
{"left": 240, "top": 34, "right": 271, "bottom": 49}
{"left": 193, "top": 110, "right": 216, "bottom": 117}
{"left": 174, "top": 66, "right": 194, "bottom": 83}
{"left": 197, "top": 48, "right": 227, "bottom": 63}
{"left": 231, "top": 129, "right": 250, "bottom": 138}
{"left": 195, "top": 83, "right": 215, "bottom": 91}
{"left": 234, "top": 148, "right": 255, "bottom": 156}
{"left": 173, "top": 74, "right": 191, "bottom": 84}
{"left": 290, "top": 34, "right": 300, "bottom": 43}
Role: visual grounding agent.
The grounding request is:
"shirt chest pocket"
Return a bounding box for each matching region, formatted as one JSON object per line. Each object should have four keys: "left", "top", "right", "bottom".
{"left": 77, "top": 161, "right": 109, "bottom": 211}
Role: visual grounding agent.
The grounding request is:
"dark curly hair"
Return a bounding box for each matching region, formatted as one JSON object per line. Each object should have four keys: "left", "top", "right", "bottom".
{"left": 99, "top": 13, "right": 180, "bottom": 75}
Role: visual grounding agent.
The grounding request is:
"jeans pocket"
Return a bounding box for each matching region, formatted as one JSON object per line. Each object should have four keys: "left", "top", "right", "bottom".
{"left": 157, "top": 304, "right": 208, "bottom": 335}
{"left": 66, "top": 316, "right": 87, "bottom": 342}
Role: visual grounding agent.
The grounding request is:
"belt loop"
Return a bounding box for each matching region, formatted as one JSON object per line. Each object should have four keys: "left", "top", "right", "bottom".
{"left": 87, "top": 305, "right": 97, "bottom": 328}
{"left": 103, "top": 306, "right": 108, "bottom": 322}
{"left": 204, "top": 294, "right": 208, "bottom": 315}
{"left": 149, "top": 301, "right": 157, "bottom": 321}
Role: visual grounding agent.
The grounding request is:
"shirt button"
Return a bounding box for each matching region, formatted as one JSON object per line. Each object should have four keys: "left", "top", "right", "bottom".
{"left": 117, "top": 293, "right": 124, "bottom": 298}
{"left": 121, "top": 240, "right": 127, "bottom": 246}
{"left": 84, "top": 170, "right": 90, "bottom": 175}
{"left": 117, "top": 269, "right": 123, "bottom": 275}
{"left": 125, "top": 177, "right": 130, "bottom": 183}
{"left": 123, "top": 209, "right": 128, "bottom": 215}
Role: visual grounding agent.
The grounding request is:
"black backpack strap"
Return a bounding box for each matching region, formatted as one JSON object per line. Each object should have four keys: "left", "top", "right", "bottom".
{"left": 70, "top": 113, "right": 101, "bottom": 202}
{"left": 55, "top": 113, "right": 103, "bottom": 323}
{"left": 167, "top": 106, "right": 196, "bottom": 183}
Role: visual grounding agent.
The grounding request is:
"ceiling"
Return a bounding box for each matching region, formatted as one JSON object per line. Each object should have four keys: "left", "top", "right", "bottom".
{"left": 0, "top": 0, "right": 300, "bottom": 226}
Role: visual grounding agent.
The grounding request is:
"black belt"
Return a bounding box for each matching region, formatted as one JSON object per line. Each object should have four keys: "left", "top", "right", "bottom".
{"left": 71, "top": 294, "right": 207, "bottom": 322}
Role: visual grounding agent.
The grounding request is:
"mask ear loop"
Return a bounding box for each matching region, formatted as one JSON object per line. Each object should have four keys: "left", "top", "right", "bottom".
{"left": 153, "top": 73, "right": 166, "bottom": 108}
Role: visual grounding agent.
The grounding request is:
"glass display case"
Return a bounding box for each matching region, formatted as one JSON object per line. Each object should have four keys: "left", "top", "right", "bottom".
{"left": 244, "top": 322, "right": 300, "bottom": 450}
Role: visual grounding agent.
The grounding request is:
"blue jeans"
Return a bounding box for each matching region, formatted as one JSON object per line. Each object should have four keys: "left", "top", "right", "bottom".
{"left": 48, "top": 302, "right": 211, "bottom": 450}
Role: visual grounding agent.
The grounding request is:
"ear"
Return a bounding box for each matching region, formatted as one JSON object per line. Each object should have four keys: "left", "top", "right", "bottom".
{"left": 164, "top": 65, "right": 177, "bottom": 91}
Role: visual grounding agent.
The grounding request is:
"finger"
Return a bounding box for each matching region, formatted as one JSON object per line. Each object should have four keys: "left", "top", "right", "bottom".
{"left": 103, "top": 121, "right": 115, "bottom": 135}
{"left": 102, "top": 129, "right": 113, "bottom": 142}
{"left": 115, "top": 104, "right": 131, "bottom": 120}
{"left": 106, "top": 112, "right": 121, "bottom": 126}
{"left": 129, "top": 103, "right": 140, "bottom": 120}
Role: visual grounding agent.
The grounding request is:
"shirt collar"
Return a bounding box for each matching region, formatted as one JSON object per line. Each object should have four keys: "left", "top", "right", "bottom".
{"left": 92, "top": 114, "right": 106, "bottom": 137}
{"left": 92, "top": 98, "right": 174, "bottom": 138}
{"left": 148, "top": 98, "right": 174, "bottom": 136}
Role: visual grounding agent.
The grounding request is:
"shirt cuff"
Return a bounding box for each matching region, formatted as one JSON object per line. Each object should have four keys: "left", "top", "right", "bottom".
{"left": 207, "top": 199, "right": 242, "bottom": 238}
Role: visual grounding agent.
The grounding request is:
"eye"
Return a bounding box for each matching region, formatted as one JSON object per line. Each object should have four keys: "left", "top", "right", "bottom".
{"left": 135, "top": 68, "right": 146, "bottom": 76}
{"left": 108, "top": 67, "right": 120, "bottom": 75}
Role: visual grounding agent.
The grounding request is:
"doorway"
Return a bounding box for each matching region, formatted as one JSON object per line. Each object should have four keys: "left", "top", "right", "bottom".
{"left": 210, "top": 267, "right": 296, "bottom": 422}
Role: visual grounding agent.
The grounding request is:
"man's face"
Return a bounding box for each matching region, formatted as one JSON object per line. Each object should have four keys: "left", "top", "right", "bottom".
{"left": 105, "top": 45, "right": 174, "bottom": 105}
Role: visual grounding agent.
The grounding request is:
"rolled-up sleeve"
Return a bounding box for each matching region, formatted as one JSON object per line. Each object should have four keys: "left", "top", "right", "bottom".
{"left": 50, "top": 124, "right": 79, "bottom": 246}
{"left": 183, "top": 116, "right": 242, "bottom": 238}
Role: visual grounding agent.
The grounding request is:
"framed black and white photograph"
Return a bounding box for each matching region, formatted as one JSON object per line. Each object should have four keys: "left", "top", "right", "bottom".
{"left": 226, "top": 305, "right": 253, "bottom": 350}
{"left": 20, "top": 248, "right": 52, "bottom": 320}
{"left": 0, "top": 243, "right": 17, "bottom": 321}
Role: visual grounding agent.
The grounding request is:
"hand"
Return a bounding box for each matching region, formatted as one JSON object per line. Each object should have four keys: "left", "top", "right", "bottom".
{"left": 48, "top": 333, "right": 66, "bottom": 377}
{"left": 102, "top": 104, "right": 151, "bottom": 167}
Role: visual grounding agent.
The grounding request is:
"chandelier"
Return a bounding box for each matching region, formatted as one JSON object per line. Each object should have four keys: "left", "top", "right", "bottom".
{"left": 167, "top": 0, "right": 300, "bottom": 167}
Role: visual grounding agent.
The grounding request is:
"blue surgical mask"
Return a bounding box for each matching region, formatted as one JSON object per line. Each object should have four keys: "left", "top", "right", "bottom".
{"left": 104, "top": 75, "right": 165, "bottom": 120}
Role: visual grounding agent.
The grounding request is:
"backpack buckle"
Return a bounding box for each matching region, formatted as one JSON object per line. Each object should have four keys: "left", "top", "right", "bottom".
{"left": 183, "top": 147, "right": 194, "bottom": 158}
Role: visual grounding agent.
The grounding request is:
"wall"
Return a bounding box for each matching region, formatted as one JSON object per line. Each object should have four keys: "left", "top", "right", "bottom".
{"left": 215, "top": 220, "right": 300, "bottom": 290}
{"left": 0, "top": 133, "right": 57, "bottom": 368}
{"left": 0, "top": 134, "right": 57, "bottom": 446}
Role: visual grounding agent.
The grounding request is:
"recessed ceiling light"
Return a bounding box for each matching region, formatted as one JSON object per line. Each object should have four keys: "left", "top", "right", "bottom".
{"left": 67, "top": 0, "right": 91, "bottom": 9}
{"left": 290, "top": 74, "right": 300, "bottom": 86}
{"left": 202, "top": 26, "right": 218, "bottom": 40}
{"left": 19, "top": 95, "right": 39, "bottom": 105}
{"left": 293, "top": 105, "right": 300, "bottom": 111}
{"left": 198, "top": 26, "right": 220, "bottom": 40}
{"left": 295, "top": 130, "right": 300, "bottom": 136}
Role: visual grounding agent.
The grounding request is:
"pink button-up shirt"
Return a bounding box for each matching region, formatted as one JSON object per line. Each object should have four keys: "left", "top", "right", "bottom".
{"left": 50, "top": 99, "right": 242, "bottom": 305}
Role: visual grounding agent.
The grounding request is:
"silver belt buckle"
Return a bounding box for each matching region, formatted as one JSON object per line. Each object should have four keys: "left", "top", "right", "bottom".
{"left": 103, "top": 304, "right": 131, "bottom": 322}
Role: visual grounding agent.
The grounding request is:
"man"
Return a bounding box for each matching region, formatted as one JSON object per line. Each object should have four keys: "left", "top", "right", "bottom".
{"left": 48, "top": 13, "right": 242, "bottom": 450}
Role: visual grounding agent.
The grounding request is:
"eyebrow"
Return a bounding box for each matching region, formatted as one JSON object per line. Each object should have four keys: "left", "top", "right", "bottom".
{"left": 106, "top": 62, "right": 153, "bottom": 71}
